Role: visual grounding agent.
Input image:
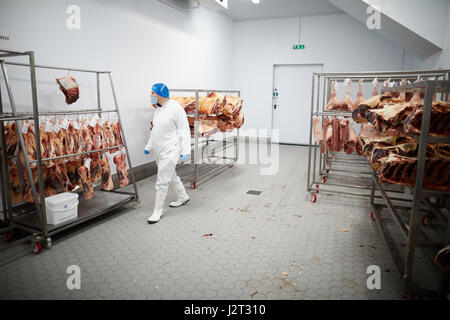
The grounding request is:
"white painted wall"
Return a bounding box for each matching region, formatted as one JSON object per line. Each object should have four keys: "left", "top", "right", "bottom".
{"left": 0, "top": 0, "right": 235, "bottom": 168}
{"left": 364, "top": 0, "right": 449, "bottom": 49}
{"left": 403, "top": 1, "right": 450, "bottom": 70}
{"left": 232, "top": 13, "right": 409, "bottom": 134}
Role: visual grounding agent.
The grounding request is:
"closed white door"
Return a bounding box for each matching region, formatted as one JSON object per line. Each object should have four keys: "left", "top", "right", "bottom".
{"left": 272, "top": 64, "right": 323, "bottom": 144}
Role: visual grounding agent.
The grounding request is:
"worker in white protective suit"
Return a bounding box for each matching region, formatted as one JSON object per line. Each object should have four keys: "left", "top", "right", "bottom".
{"left": 144, "top": 83, "right": 191, "bottom": 224}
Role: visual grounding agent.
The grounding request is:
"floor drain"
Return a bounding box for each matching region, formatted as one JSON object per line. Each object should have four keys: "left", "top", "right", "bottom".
{"left": 247, "top": 190, "right": 262, "bottom": 195}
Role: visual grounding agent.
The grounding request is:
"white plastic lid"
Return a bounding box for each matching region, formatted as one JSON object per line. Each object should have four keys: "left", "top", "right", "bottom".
{"left": 45, "top": 192, "right": 79, "bottom": 208}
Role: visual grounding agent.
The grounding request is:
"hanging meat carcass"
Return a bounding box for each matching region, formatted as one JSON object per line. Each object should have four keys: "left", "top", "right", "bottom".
{"left": 172, "top": 97, "right": 195, "bottom": 110}
{"left": 8, "top": 163, "right": 23, "bottom": 203}
{"left": 369, "top": 142, "right": 418, "bottom": 171}
{"left": 103, "top": 122, "right": 117, "bottom": 152}
{"left": 113, "top": 153, "right": 130, "bottom": 187}
{"left": 55, "top": 160, "right": 73, "bottom": 192}
{"left": 365, "top": 102, "right": 416, "bottom": 132}
{"left": 339, "top": 79, "right": 353, "bottom": 111}
{"left": 66, "top": 160, "right": 82, "bottom": 190}
{"left": 45, "top": 165, "right": 59, "bottom": 197}
{"left": 65, "top": 121, "right": 77, "bottom": 160}
{"left": 19, "top": 121, "right": 38, "bottom": 166}
{"left": 404, "top": 101, "right": 450, "bottom": 137}
{"left": 312, "top": 117, "right": 324, "bottom": 143}
{"left": 409, "top": 76, "right": 423, "bottom": 104}
{"left": 100, "top": 154, "right": 114, "bottom": 191}
{"left": 233, "top": 112, "right": 245, "bottom": 129}
{"left": 353, "top": 79, "right": 365, "bottom": 111}
{"left": 180, "top": 96, "right": 221, "bottom": 115}
{"left": 371, "top": 78, "right": 379, "bottom": 97}
{"left": 74, "top": 120, "right": 85, "bottom": 159}
{"left": 339, "top": 118, "right": 350, "bottom": 151}
{"left": 344, "top": 124, "right": 357, "bottom": 155}
{"left": 379, "top": 154, "right": 450, "bottom": 191}
{"left": 90, "top": 159, "right": 102, "bottom": 183}
{"left": 325, "top": 81, "right": 340, "bottom": 111}
{"left": 81, "top": 123, "right": 93, "bottom": 154}
{"left": 351, "top": 94, "right": 399, "bottom": 123}
{"left": 322, "top": 117, "right": 332, "bottom": 153}
{"left": 327, "top": 117, "right": 341, "bottom": 152}
{"left": 23, "top": 167, "right": 43, "bottom": 203}
{"left": 216, "top": 115, "right": 234, "bottom": 133}
{"left": 56, "top": 76, "right": 79, "bottom": 104}
{"left": 78, "top": 163, "right": 94, "bottom": 200}
{"left": 220, "top": 95, "right": 242, "bottom": 118}
{"left": 108, "top": 121, "right": 123, "bottom": 153}
{"left": 4, "top": 123, "right": 18, "bottom": 156}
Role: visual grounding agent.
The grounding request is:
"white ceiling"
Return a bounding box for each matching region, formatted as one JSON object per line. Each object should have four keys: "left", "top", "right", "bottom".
{"left": 225, "top": 0, "right": 343, "bottom": 21}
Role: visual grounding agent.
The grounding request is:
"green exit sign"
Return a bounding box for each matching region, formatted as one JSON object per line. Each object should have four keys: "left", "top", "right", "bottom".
{"left": 293, "top": 44, "right": 305, "bottom": 50}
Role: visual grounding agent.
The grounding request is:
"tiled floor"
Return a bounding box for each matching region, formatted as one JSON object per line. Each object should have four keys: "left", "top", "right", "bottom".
{"left": 0, "top": 144, "right": 409, "bottom": 299}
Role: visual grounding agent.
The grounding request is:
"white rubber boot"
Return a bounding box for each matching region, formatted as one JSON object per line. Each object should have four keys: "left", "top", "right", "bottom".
{"left": 148, "top": 190, "right": 168, "bottom": 224}
{"left": 169, "top": 180, "right": 190, "bottom": 207}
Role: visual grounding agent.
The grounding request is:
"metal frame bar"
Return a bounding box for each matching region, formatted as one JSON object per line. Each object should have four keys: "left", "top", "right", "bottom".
{"left": 0, "top": 59, "right": 45, "bottom": 233}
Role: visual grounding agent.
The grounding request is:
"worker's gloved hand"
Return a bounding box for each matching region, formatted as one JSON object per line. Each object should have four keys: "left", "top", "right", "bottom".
{"left": 180, "top": 154, "right": 190, "bottom": 161}
{"left": 144, "top": 150, "right": 150, "bottom": 155}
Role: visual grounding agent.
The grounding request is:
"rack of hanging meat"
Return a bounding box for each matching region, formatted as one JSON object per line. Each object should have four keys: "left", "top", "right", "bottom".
{"left": 306, "top": 69, "right": 450, "bottom": 204}
{"left": 0, "top": 49, "right": 139, "bottom": 253}
{"left": 170, "top": 89, "right": 243, "bottom": 189}
{"left": 365, "top": 80, "right": 450, "bottom": 298}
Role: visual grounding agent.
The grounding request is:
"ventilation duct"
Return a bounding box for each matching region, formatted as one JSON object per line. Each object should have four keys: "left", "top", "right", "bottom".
{"left": 158, "top": 0, "right": 199, "bottom": 10}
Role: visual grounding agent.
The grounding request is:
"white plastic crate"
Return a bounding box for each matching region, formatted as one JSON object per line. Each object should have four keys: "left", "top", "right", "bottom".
{"left": 45, "top": 192, "right": 79, "bottom": 225}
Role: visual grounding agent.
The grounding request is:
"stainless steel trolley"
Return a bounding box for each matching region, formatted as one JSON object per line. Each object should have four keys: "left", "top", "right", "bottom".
{"left": 306, "top": 69, "right": 450, "bottom": 203}
{"left": 170, "top": 89, "right": 240, "bottom": 189}
{"left": 0, "top": 49, "right": 139, "bottom": 253}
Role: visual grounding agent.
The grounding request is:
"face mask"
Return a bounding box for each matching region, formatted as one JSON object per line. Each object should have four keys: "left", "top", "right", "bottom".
{"left": 150, "top": 96, "right": 158, "bottom": 105}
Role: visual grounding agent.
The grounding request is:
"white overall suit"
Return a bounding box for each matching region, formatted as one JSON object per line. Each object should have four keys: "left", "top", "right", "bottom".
{"left": 145, "top": 99, "right": 191, "bottom": 223}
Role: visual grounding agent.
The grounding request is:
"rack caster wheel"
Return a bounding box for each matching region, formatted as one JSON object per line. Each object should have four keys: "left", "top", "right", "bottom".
{"left": 310, "top": 193, "right": 317, "bottom": 203}
{"left": 370, "top": 212, "right": 376, "bottom": 221}
{"left": 321, "top": 176, "right": 327, "bottom": 183}
{"left": 421, "top": 215, "right": 432, "bottom": 226}
{"left": 31, "top": 242, "right": 42, "bottom": 254}
{"left": 191, "top": 182, "right": 196, "bottom": 190}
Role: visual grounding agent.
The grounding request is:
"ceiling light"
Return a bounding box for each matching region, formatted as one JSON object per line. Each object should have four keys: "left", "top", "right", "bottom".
{"left": 251, "top": 0, "right": 260, "bottom": 4}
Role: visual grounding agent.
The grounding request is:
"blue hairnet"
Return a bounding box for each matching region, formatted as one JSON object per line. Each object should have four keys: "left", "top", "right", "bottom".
{"left": 152, "top": 83, "right": 170, "bottom": 98}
